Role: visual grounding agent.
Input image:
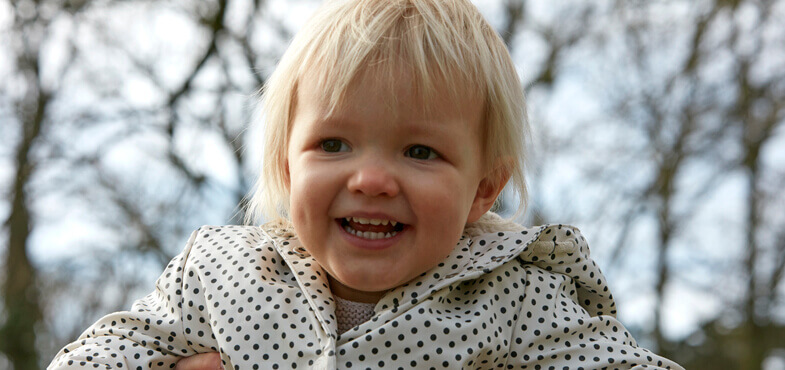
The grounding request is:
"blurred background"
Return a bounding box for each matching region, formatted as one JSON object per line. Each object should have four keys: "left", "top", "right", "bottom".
{"left": 1, "top": 0, "right": 784, "bottom": 369}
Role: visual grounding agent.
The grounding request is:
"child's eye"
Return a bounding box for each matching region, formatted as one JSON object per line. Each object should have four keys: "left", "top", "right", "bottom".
{"left": 320, "top": 139, "right": 349, "bottom": 153}
{"left": 405, "top": 145, "right": 439, "bottom": 160}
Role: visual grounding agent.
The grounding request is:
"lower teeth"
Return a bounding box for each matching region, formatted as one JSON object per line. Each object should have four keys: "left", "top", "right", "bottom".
{"left": 344, "top": 226, "right": 397, "bottom": 240}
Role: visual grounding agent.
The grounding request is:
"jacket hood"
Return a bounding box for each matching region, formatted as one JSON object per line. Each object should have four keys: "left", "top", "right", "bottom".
{"left": 376, "top": 221, "right": 617, "bottom": 319}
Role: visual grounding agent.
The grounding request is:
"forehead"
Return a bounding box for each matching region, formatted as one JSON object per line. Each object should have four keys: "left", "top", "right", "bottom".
{"left": 297, "top": 63, "right": 485, "bottom": 126}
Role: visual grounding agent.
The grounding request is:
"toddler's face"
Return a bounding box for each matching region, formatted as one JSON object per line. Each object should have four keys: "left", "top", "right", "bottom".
{"left": 286, "top": 71, "right": 492, "bottom": 303}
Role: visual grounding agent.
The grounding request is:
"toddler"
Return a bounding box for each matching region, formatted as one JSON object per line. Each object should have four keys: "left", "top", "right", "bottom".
{"left": 50, "top": 0, "right": 682, "bottom": 369}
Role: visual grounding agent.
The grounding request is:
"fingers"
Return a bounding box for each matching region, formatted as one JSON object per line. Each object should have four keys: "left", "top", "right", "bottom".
{"left": 174, "top": 352, "right": 222, "bottom": 370}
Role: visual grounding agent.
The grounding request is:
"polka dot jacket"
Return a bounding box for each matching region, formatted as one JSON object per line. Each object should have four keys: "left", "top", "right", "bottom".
{"left": 49, "top": 223, "right": 683, "bottom": 370}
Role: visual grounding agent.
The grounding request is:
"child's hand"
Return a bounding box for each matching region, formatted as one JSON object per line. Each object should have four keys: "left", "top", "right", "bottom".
{"left": 174, "top": 352, "right": 222, "bottom": 370}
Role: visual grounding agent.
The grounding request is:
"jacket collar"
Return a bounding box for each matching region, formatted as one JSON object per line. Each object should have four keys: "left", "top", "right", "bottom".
{"left": 374, "top": 225, "right": 548, "bottom": 312}
{"left": 264, "top": 220, "right": 614, "bottom": 337}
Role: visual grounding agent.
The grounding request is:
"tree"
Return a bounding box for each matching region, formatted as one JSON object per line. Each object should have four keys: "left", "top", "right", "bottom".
{"left": 1, "top": 1, "right": 783, "bottom": 369}
{"left": 526, "top": 1, "right": 785, "bottom": 368}
{"left": 0, "top": 0, "right": 280, "bottom": 366}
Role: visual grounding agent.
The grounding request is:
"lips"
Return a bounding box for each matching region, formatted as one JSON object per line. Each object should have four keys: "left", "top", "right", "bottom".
{"left": 339, "top": 217, "right": 406, "bottom": 240}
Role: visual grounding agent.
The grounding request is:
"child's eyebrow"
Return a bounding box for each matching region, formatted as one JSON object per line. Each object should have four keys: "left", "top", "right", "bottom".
{"left": 313, "top": 116, "right": 362, "bottom": 129}
{"left": 317, "top": 115, "right": 462, "bottom": 138}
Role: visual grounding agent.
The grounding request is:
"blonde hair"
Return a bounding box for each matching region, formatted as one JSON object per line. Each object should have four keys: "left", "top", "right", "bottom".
{"left": 245, "top": 0, "right": 529, "bottom": 224}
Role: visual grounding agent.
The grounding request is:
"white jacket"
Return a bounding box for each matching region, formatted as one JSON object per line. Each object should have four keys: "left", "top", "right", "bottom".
{"left": 49, "top": 219, "right": 682, "bottom": 369}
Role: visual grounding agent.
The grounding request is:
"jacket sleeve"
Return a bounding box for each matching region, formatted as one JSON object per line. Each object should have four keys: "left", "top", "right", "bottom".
{"left": 48, "top": 229, "right": 203, "bottom": 370}
{"left": 505, "top": 225, "right": 684, "bottom": 369}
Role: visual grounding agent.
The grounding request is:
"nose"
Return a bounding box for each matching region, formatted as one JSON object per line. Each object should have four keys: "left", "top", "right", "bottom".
{"left": 347, "top": 161, "right": 400, "bottom": 197}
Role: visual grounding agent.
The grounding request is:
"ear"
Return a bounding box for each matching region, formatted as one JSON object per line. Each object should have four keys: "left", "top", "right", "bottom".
{"left": 467, "top": 159, "right": 511, "bottom": 223}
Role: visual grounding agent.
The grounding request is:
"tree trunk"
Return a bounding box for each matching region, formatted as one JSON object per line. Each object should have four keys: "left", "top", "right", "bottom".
{"left": 740, "top": 135, "right": 764, "bottom": 370}
{"left": 0, "top": 91, "right": 48, "bottom": 370}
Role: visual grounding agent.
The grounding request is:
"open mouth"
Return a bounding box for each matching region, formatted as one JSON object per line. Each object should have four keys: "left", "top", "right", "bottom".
{"left": 339, "top": 217, "right": 406, "bottom": 240}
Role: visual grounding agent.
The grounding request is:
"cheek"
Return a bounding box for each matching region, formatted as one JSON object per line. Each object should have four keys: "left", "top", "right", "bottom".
{"left": 288, "top": 160, "right": 341, "bottom": 218}
{"left": 415, "top": 173, "right": 477, "bottom": 228}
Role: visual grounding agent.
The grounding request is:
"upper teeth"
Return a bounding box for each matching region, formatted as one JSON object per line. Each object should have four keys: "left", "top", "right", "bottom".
{"left": 347, "top": 217, "right": 397, "bottom": 226}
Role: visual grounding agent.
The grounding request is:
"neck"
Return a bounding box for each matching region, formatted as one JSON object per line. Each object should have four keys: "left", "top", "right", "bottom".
{"left": 328, "top": 275, "right": 385, "bottom": 304}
